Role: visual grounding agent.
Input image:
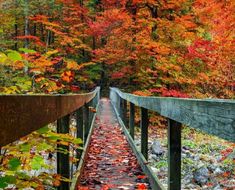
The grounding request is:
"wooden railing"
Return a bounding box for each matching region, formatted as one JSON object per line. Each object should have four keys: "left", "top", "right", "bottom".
{"left": 110, "top": 87, "right": 235, "bottom": 190}
{"left": 0, "top": 87, "right": 100, "bottom": 190}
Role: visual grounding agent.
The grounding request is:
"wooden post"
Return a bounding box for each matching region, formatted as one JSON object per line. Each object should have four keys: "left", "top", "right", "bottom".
{"left": 88, "top": 100, "right": 93, "bottom": 126}
{"left": 84, "top": 103, "right": 89, "bottom": 142}
{"left": 57, "top": 115, "right": 70, "bottom": 190}
{"left": 118, "top": 97, "right": 122, "bottom": 118}
{"left": 129, "top": 102, "right": 135, "bottom": 139}
{"left": 76, "top": 107, "right": 83, "bottom": 160}
{"left": 167, "top": 119, "right": 182, "bottom": 190}
{"left": 123, "top": 99, "right": 127, "bottom": 125}
{"left": 76, "top": 107, "right": 83, "bottom": 140}
{"left": 140, "top": 107, "right": 148, "bottom": 160}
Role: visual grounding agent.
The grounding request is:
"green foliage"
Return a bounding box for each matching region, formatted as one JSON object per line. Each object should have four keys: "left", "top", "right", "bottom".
{"left": 31, "top": 156, "right": 44, "bottom": 170}
{"left": 19, "top": 143, "right": 31, "bottom": 152}
{"left": 8, "top": 158, "right": 21, "bottom": 171}
{"left": 1, "top": 122, "right": 83, "bottom": 189}
{"left": 37, "top": 126, "right": 50, "bottom": 134}
{"left": 7, "top": 50, "right": 22, "bottom": 62}
{"left": 19, "top": 48, "right": 36, "bottom": 53}
{"left": 155, "top": 160, "right": 167, "bottom": 169}
{"left": 183, "top": 139, "right": 197, "bottom": 149}
{"left": 0, "top": 175, "right": 16, "bottom": 189}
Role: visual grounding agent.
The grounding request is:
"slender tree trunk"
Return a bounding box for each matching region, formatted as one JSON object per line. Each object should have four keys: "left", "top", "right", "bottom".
{"left": 24, "top": 0, "right": 29, "bottom": 48}
{"left": 45, "top": 30, "right": 51, "bottom": 52}
{"left": 23, "top": 0, "right": 29, "bottom": 74}
{"left": 14, "top": 23, "right": 18, "bottom": 50}
{"left": 40, "top": 23, "right": 45, "bottom": 42}
{"left": 14, "top": 0, "right": 18, "bottom": 50}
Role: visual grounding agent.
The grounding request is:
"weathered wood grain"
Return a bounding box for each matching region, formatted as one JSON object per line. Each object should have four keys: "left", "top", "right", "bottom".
{"left": 140, "top": 107, "right": 149, "bottom": 160}
{"left": 111, "top": 100, "right": 165, "bottom": 190}
{"left": 57, "top": 115, "right": 70, "bottom": 190}
{"left": 110, "top": 88, "right": 235, "bottom": 142}
{"left": 129, "top": 102, "right": 135, "bottom": 139}
{"left": 0, "top": 87, "right": 100, "bottom": 147}
{"left": 168, "top": 119, "right": 182, "bottom": 190}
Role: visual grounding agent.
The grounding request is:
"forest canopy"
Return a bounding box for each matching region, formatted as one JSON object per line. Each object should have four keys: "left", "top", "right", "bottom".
{"left": 0, "top": 0, "right": 234, "bottom": 98}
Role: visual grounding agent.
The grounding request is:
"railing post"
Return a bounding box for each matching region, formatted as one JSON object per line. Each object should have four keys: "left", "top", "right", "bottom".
{"left": 88, "top": 100, "right": 93, "bottom": 126}
{"left": 129, "top": 102, "right": 135, "bottom": 139}
{"left": 76, "top": 107, "right": 83, "bottom": 160}
{"left": 119, "top": 97, "right": 122, "bottom": 117}
{"left": 167, "top": 119, "right": 182, "bottom": 190}
{"left": 123, "top": 99, "right": 127, "bottom": 125}
{"left": 57, "top": 114, "right": 70, "bottom": 190}
{"left": 84, "top": 103, "right": 89, "bottom": 142}
{"left": 140, "top": 107, "right": 148, "bottom": 160}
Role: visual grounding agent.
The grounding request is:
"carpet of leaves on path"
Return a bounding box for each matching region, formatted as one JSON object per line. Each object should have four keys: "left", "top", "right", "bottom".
{"left": 78, "top": 98, "right": 151, "bottom": 190}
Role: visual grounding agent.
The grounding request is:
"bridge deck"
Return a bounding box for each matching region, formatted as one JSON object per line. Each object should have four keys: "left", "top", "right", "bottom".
{"left": 77, "top": 98, "right": 151, "bottom": 189}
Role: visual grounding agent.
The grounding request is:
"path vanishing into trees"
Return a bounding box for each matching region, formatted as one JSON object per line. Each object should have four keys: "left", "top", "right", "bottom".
{"left": 0, "top": 87, "right": 234, "bottom": 190}
{"left": 77, "top": 98, "right": 151, "bottom": 189}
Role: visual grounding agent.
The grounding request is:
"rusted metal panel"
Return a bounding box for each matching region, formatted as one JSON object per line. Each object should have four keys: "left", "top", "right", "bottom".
{"left": 0, "top": 87, "right": 100, "bottom": 147}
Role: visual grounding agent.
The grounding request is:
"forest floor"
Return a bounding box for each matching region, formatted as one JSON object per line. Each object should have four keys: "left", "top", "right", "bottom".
{"left": 77, "top": 98, "right": 151, "bottom": 190}
{"left": 134, "top": 123, "right": 235, "bottom": 190}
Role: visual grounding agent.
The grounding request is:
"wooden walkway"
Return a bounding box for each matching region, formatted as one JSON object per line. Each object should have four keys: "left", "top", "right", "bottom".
{"left": 77, "top": 98, "right": 151, "bottom": 189}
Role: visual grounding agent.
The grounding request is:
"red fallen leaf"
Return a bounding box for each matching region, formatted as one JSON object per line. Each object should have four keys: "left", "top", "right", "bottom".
{"left": 137, "top": 175, "right": 146, "bottom": 179}
{"left": 137, "top": 183, "right": 147, "bottom": 189}
{"left": 56, "top": 81, "right": 62, "bottom": 87}
{"left": 206, "top": 182, "right": 213, "bottom": 187}
{"left": 222, "top": 171, "right": 230, "bottom": 177}
{"left": 70, "top": 85, "right": 80, "bottom": 92}
{"left": 77, "top": 186, "right": 89, "bottom": 190}
{"left": 101, "top": 184, "right": 113, "bottom": 190}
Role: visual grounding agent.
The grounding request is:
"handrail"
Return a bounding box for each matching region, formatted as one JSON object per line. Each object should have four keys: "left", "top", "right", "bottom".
{"left": 110, "top": 87, "right": 235, "bottom": 142}
{"left": 0, "top": 87, "right": 100, "bottom": 147}
{"left": 0, "top": 87, "right": 100, "bottom": 190}
{"left": 110, "top": 87, "right": 235, "bottom": 190}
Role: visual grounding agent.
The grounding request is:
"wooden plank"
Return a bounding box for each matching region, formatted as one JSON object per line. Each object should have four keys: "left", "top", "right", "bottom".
{"left": 123, "top": 99, "right": 127, "bottom": 125}
{"left": 70, "top": 101, "right": 100, "bottom": 190}
{"left": 119, "top": 98, "right": 123, "bottom": 120}
{"left": 111, "top": 101, "right": 165, "bottom": 190}
{"left": 140, "top": 107, "right": 149, "bottom": 160}
{"left": 168, "top": 119, "right": 181, "bottom": 190}
{"left": 129, "top": 102, "right": 135, "bottom": 139}
{"left": 84, "top": 103, "right": 89, "bottom": 142}
{"left": 76, "top": 107, "right": 84, "bottom": 141}
{"left": 110, "top": 88, "right": 235, "bottom": 142}
{"left": 57, "top": 115, "right": 70, "bottom": 190}
{"left": 0, "top": 87, "right": 100, "bottom": 146}
{"left": 76, "top": 107, "right": 84, "bottom": 160}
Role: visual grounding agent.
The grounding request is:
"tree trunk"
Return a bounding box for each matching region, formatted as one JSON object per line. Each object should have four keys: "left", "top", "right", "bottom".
{"left": 24, "top": 0, "right": 29, "bottom": 48}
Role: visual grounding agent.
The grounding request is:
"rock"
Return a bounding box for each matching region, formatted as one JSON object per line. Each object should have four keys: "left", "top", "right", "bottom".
{"left": 183, "top": 174, "right": 193, "bottom": 185}
{"left": 135, "top": 140, "right": 141, "bottom": 146}
{"left": 216, "top": 155, "right": 222, "bottom": 161}
{"left": 186, "top": 183, "right": 198, "bottom": 189}
{"left": 207, "top": 164, "right": 217, "bottom": 172}
{"left": 213, "top": 184, "right": 221, "bottom": 190}
{"left": 151, "top": 141, "right": 164, "bottom": 156}
{"left": 149, "top": 154, "right": 158, "bottom": 161}
{"left": 182, "top": 149, "right": 191, "bottom": 155}
{"left": 214, "top": 167, "right": 223, "bottom": 175}
{"left": 150, "top": 167, "right": 159, "bottom": 174}
{"left": 228, "top": 149, "right": 235, "bottom": 159}
{"left": 193, "top": 166, "right": 209, "bottom": 185}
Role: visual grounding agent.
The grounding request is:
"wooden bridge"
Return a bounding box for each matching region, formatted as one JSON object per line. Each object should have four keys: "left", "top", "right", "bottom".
{"left": 0, "top": 87, "right": 234, "bottom": 190}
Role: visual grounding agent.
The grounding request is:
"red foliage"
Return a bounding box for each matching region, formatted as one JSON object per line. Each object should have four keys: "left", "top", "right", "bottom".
{"left": 149, "top": 88, "right": 190, "bottom": 98}
{"left": 16, "top": 35, "right": 45, "bottom": 46}
{"left": 187, "top": 39, "right": 216, "bottom": 62}
{"left": 111, "top": 72, "right": 125, "bottom": 79}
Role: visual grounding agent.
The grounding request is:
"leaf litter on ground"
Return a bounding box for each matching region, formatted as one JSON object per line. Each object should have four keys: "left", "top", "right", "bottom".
{"left": 78, "top": 98, "right": 151, "bottom": 190}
